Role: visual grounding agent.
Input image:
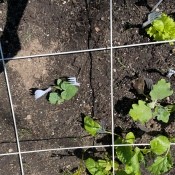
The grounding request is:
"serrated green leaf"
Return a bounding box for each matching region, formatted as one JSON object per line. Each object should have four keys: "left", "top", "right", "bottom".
{"left": 49, "top": 92, "right": 60, "bottom": 104}
{"left": 150, "top": 136, "right": 170, "bottom": 155}
{"left": 150, "top": 79, "right": 173, "bottom": 101}
{"left": 84, "top": 116, "right": 102, "bottom": 136}
{"left": 61, "top": 82, "right": 78, "bottom": 100}
{"left": 146, "top": 13, "right": 175, "bottom": 43}
{"left": 129, "top": 147, "right": 142, "bottom": 175}
{"left": 154, "top": 106, "right": 170, "bottom": 123}
{"left": 129, "top": 100, "right": 152, "bottom": 124}
{"left": 153, "top": 20, "right": 164, "bottom": 32}
{"left": 148, "top": 156, "right": 172, "bottom": 175}
{"left": 125, "top": 132, "right": 135, "bottom": 144}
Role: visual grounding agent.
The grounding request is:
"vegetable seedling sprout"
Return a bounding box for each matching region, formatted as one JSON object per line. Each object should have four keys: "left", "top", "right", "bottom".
{"left": 34, "top": 77, "right": 80, "bottom": 104}
{"left": 129, "top": 79, "right": 174, "bottom": 124}
{"left": 83, "top": 116, "right": 174, "bottom": 175}
{"left": 145, "top": 13, "right": 175, "bottom": 44}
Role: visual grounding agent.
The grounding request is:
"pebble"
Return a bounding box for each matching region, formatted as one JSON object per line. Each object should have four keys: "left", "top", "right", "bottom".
{"left": 8, "top": 148, "right": 13, "bottom": 153}
{"left": 95, "top": 27, "right": 100, "bottom": 32}
{"left": 172, "top": 48, "right": 175, "bottom": 54}
{"left": 25, "top": 115, "right": 32, "bottom": 120}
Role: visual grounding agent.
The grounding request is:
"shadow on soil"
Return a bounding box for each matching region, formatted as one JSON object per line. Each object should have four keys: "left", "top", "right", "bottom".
{"left": 0, "top": 0, "right": 28, "bottom": 72}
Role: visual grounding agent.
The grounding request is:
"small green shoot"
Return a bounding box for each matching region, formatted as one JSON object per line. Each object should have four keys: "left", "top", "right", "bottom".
{"left": 85, "top": 158, "right": 114, "bottom": 175}
{"left": 129, "top": 79, "right": 174, "bottom": 124}
{"left": 84, "top": 116, "right": 102, "bottom": 136}
{"left": 146, "top": 13, "right": 175, "bottom": 44}
{"left": 83, "top": 116, "right": 173, "bottom": 175}
{"left": 49, "top": 79, "right": 78, "bottom": 104}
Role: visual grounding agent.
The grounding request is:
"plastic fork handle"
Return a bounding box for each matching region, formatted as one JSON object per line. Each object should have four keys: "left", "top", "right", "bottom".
{"left": 151, "top": 0, "right": 164, "bottom": 12}
{"left": 142, "top": 20, "right": 151, "bottom": 28}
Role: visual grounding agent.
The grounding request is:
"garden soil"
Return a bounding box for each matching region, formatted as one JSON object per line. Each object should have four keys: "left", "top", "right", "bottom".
{"left": 0, "top": 0, "right": 175, "bottom": 174}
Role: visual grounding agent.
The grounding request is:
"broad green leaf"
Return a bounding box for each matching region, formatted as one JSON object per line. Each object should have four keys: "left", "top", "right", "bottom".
{"left": 57, "top": 97, "right": 64, "bottom": 104}
{"left": 49, "top": 92, "right": 59, "bottom": 104}
{"left": 150, "top": 136, "right": 170, "bottom": 155}
{"left": 129, "top": 147, "right": 142, "bottom": 175}
{"left": 84, "top": 116, "right": 102, "bottom": 136}
{"left": 129, "top": 100, "right": 152, "bottom": 124}
{"left": 154, "top": 106, "right": 170, "bottom": 123}
{"left": 148, "top": 156, "right": 172, "bottom": 175}
{"left": 116, "top": 146, "right": 134, "bottom": 164}
{"left": 94, "top": 171, "right": 106, "bottom": 175}
{"left": 105, "top": 162, "right": 112, "bottom": 171}
{"left": 85, "top": 158, "right": 100, "bottom": 175}
{"left": 61, "top": 82, "right": 78, "bottom": 100}
{"left": 115, "top": 170, "right": 128, "bottom": 175}
{"left": 125, "top": 132, "right": 135, "bottom": 144}
{"left": 85, "top": 158, "right": 108, "bottom": 175}
{"left": 97, "top": 160, "right": 112, "bottom": 171}
{"left": 150, "top": 79, "right": 173, "bottom": 101}
{"left": 97, "top": 160, "right": 112, "bottom": 172}
{"left": 97, "top": 160, "right": 107, "bottom": 168}
{"left": 125, "top": 164, "right": 133, "bottom": 174}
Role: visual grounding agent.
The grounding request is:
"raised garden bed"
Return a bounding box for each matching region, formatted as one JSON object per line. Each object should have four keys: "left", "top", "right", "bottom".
{"left": 0, "top": 0, "right": 175, "bottom": 174}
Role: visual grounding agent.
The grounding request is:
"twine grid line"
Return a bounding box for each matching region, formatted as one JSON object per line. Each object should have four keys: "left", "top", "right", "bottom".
{"left": 0, "top": 42, "right": 25, "bottom": 175}
{"left": 1, "top": 1, "right": 175, "bottom": 175}
{"left": 109, "top": 0, "right": 115, "bottom": 174}
{"left": 1, "top": 39, "right": 175, "bottom": 61}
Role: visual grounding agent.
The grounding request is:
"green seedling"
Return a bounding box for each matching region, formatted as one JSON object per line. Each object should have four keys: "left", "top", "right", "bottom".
{"left": 146, "top": 13, "right": 175, "bottom": 44}
{"left": 83, "top": 116, "right": 173, "bottom": 175}
{"left": 129, "top": 79, "right": 174, "bottom": 124}
{"left": 49, "top": 79, "right": 78, "bottom": 104}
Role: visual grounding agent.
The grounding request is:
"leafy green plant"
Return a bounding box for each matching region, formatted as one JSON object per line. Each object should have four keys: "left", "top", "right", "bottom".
{"left": 83, "top": 116, "right": 173, "bottom": 175}
{"left": 49, "top": 79, "right": 78, "bottom": 104}
{"left": 146, "top": 13, "right": 175, "bottom": 44}
{"left": 129, "top": 79, "right": 174, "bottom": 124}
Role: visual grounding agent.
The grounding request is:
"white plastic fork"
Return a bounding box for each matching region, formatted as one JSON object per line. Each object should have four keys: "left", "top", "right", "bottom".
{"left": 167, "top": 69, "right": 175, "bottom": 78}
{"left": 67, "top": 77, "right": 80, "bottom": 86}
{"left": 142, "top": 11, "right": 162, "bottom": 28}
{"left": 34, "top": 87, "right": 52, "bottom": 100}
{"left": 151, "top": 0, "right": 164, "bottom": 12}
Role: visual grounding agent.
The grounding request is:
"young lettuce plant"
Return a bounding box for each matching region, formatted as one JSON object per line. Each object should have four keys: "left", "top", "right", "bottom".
{"left": 129, "top": 79, "right": 174, "bottom": 124}
{"left": 146, "top": 13, "right": 175, "bottom": 44}
{"left": 83, "top": 116, "right": 173, "bottom": 175}
{"left": 49, "top": 79, "right": 78, "bottom": 104}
